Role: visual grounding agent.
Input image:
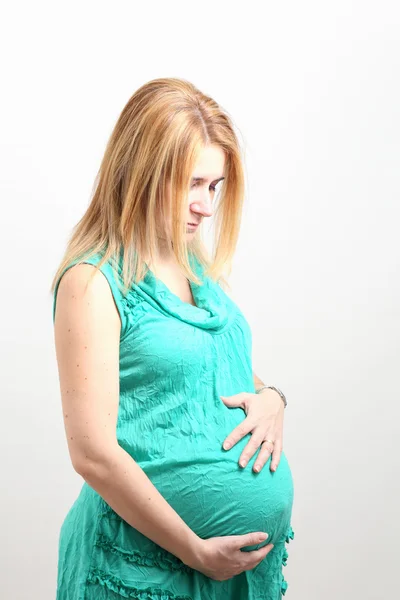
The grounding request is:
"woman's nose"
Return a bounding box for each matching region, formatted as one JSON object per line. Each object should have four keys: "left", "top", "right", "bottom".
{"left": 190, "top": 194, "right": 214, "bottom": 218}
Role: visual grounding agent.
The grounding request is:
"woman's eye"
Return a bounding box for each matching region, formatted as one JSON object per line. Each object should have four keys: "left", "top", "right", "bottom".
{"left": 191, "top": 182, "right": 218, "bottom": 191}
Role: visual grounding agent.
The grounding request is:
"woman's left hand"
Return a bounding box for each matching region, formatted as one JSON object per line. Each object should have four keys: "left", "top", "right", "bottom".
{"left": 219, "top": 389, "right": 284, "bottom": 473}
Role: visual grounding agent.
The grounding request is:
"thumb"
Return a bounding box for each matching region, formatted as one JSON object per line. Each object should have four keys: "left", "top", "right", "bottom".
{"left": 220, "top": 394, "right": 240, "bottom": 405}
{"left": 231, "top": 531, "right": 269, "bottom": 550}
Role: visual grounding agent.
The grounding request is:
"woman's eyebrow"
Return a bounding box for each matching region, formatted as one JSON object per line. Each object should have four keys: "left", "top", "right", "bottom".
{"left": 191, "top": 176, "right": 225, "bottom": 184}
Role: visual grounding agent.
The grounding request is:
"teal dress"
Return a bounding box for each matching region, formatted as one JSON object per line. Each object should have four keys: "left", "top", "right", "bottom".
{"left": 52, "top": 251, "right": 295, "bottom": 600}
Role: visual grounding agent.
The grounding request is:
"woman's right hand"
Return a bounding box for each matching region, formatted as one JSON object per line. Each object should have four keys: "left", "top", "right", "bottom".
{"left": 185, "top": 532, "right": 274, "bottom": 581}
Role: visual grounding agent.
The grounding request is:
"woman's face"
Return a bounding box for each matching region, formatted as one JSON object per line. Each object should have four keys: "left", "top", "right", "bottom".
{"left": 155, "top": 144, "right": 225, "bottom": 249}
{"left": 184, "top": 144, "right": 225, "bottom": 235}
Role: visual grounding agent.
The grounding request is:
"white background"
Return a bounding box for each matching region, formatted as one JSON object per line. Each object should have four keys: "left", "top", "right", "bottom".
{"left": 1, "top": 1, "right": 399, "bottom": 598}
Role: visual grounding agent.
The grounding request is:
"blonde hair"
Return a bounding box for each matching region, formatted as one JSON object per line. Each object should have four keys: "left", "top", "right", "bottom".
{"left": 50, "top": 77, "right": 246, "bottom": 297}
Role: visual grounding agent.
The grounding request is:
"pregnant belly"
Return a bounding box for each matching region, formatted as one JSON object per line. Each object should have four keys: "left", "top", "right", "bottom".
{"left": 83, "top": 439, "right": 294, "bottom": 594}
{"left": 110, "top": 406, "right": 294, "bottom": 561}
{"left": 88, "top": 420, "right": 294, "bottom": 588}
{"left": 138, "top": 421, "right": 295, "bottom": 551}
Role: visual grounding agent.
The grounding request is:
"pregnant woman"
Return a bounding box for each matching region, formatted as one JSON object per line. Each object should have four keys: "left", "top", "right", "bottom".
{"left": 51, "top": 77, "right": 295, "bottom": 600}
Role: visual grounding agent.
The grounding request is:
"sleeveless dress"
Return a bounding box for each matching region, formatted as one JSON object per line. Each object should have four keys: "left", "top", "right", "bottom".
{"left": 52, "top": 251, "right": 295, "bottom": 600}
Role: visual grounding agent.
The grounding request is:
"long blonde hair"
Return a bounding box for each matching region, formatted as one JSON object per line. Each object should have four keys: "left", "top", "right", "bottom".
{"left": 50, "top": 77, "right": 246, "bottom": 297}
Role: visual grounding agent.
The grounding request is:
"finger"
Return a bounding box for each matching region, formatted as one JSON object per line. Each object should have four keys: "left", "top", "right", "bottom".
{"left": 238, "top": 432, "right": 266, "bottom": 468}
{"left": 231, "top": 531, "right": 269, "bottom": 550}
{"left": 270, "top": 441, "right": 283, "bottom": 472}
{"left": 254, "top": 435, "right": 282, "bottom": 473}
{"left": 222, "top": 420, "right": 255, "bottom": 451}
{"left": 252, "top": 442, "right": 274, "bottom": 473}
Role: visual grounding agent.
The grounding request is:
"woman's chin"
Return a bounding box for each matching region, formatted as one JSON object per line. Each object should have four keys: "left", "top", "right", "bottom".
{"left": 186, "top": 224, "right": 199, "bottom": 234}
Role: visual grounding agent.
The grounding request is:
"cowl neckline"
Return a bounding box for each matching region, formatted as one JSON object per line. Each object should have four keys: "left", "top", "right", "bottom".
{"left": 113, "top": 250, "right": 234, "bottom": 333}
{"left": 133, "top": 254, "right": 232, "bottom": 332}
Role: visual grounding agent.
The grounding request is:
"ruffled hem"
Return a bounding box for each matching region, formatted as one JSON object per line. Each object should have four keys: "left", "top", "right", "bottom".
{"left": 87, "top": 567, "right": 192, "bottom": 599}
{"left": 281, "top": 524, "right": 295, "bottom": 596}
{"left": 95, "top": 534, "right": 193, "bottom": 574}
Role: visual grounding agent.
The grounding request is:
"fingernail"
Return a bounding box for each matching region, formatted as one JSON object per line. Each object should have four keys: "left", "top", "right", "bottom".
{"left": 240, "top": 460, "right": 247, "bottom": 468}
{"left": 259, "top": 533, "right": 268, "bottom": 541}
{"left": 223, "top": 442, "right": 231, "bottom": 450}
{"left": 254, "top": 464, "right": 261, "bottom": 472}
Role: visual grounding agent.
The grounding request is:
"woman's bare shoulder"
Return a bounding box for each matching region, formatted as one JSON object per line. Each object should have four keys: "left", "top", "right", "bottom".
{"left": 54, "top": 262, "right": 121, "bottom": 335}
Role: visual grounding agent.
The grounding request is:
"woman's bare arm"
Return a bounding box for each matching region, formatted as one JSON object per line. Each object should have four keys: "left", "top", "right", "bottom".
{"left": 53, "top": 264, "right": 201, "bottom": 566}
